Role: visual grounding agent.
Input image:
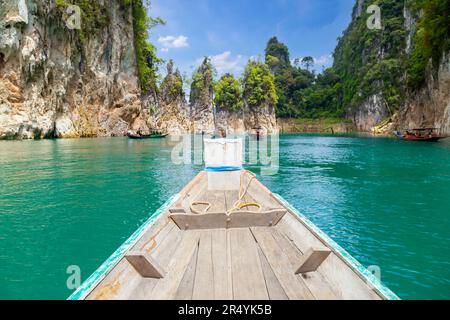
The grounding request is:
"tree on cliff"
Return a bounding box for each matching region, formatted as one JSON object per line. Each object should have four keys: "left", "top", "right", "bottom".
{"left": 214, "top": 74, "right": 243, "bottom": 112}
{"left": 160, "top": 60, "right": 184, "bottom": 103}
{"left": 242, "top": 61, "right": 278, "bottom": 109}
{"left": 190, "top": 57, "right": 216, "bottom": 109}
{"left": 129, "top": 0, "right": 165, "bottom": 96}
{"left": 265, "top": 37, "right": 291, "bottom": 72}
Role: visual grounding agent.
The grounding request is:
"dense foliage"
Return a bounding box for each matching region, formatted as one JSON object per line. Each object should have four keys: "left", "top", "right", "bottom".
{"left": 264, "top": 37, "right": 344, "bottom": 118}
{"left": 55, "top": 0, "right": 108, "bottom": 42}
{"left": 128, "top": 0, "right": 164, "bottom": 95}
{"left": 407, "top": 0, "right": 450, "bottom": 88}
{"left": 242, "top": 61, "right": 278, "bottom": 108}
{"left": 190, "top": 58, "right": 215, "bottom": 107}
{"left": 214, "top": 74, "right": 244, "bottom": 112}
{"left": 160, "top": 60, "right": 184, "bottom": 103}
{"left": 333, "top": 0, "right": 406, "bottom": 115}
{"left": 265, "top": 37, "right": 291, "bottom": 72}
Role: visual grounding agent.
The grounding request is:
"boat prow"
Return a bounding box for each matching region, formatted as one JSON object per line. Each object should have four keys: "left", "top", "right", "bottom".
{"left": 69, "top": 170, "right": 398, "bottom": 300}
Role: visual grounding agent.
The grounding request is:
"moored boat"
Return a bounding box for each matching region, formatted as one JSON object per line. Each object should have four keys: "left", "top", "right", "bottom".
{"left": 394, "top": 128, "right": 446, "bottom": 142}
{"left": 69, "top": 165, "right": 398, "bottom": 300}
{"left": 127, "top": 130, "right": 168, "bottom": 140}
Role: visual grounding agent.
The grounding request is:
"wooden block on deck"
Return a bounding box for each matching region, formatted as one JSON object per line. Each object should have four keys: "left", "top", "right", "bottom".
{"left": 170, "top": 209, "right": 287, "bottom": 230}
{"left": 228, "top": 210, "right": 286, "bottom": 229}
{"left": 126, "top": 251, "right": 165, "bottom": 279}
{"left": 170, "top": 213, "right": 228, "bottom": 230}
{"left": 295, "top": 248, "right": 332, "bottom": 274}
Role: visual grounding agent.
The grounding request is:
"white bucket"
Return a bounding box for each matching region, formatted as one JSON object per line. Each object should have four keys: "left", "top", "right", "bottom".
{"left": 204, "top": 139, "right": 243, "bottom": 191}
{"left": 204, "top": 139, "right": 243, "bottom": 169}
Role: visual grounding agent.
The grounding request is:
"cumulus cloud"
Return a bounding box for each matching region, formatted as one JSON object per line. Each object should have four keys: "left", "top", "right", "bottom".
{"left": 196, "top": 51, "right": 247, "bottom": 75}
{"left": 313, "top": 54, "right": 333, "bottom": 66}
{"left": 158, "top": 35, "right": 189, "bottom": 51}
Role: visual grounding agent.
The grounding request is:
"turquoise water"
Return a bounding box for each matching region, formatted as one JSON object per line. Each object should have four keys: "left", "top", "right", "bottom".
{"left": 0, "top": 135, "right": 449, "bottom": 300}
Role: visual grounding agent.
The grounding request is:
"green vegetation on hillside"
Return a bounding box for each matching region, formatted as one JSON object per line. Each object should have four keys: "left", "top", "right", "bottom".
{"left": 55, "top": 0, "right": 108, "bottom": 42}
{"left": 264, "top": 37, "right": 343, "bottom": 119}
{"left": 333, "top": 0, "right": 406, "bottom": 115}
{"left": 128, "top": 0, "right": 164, "bottom": 95}
{"left": 407, "top": 0, "right": 450, "bottom": 88}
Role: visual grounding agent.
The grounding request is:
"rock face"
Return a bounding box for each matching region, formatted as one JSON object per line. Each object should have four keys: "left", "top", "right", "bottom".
{"left": 396, "top": 54, "right": 450, "bottom": 134}
{"left": 0, "top": 0, "right": 148, "bottom": 139}
{"left": 216, "top": 104, "right": 278, "bottom": 135}
{"left": 150, "top": 98, "right": 278, "bottom": 136}
{"left": 353, "top": 93, "right": 390, "bottom": 132}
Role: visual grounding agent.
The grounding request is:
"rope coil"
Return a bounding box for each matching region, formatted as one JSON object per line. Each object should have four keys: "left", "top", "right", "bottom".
{"left": 190, "top": 172, "right": 262, "bottom": 216}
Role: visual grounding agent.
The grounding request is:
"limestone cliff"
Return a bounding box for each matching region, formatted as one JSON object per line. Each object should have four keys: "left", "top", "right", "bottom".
{"left": 0, "top": 0, "right": 148, "bottom": 139}
{"left": 335, "top": 0, "right": 450, "bottom": 135}
{"left": 396, "top": 53, "right": 450, "bottom": 134}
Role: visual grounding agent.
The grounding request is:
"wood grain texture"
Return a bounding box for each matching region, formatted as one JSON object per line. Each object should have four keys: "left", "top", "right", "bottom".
{"left": 149, "top": 231, "right": 201, "bottom": 300}
{"left": 251, "top": 227, "right": 314, "bottom": 300}
{"left": 229, "top": 228, "right": 268, "bottom": 300}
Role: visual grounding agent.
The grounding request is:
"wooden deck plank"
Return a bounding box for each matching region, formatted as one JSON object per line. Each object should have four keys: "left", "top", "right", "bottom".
{"left": 271, "top": 227, "right": 339, "bottom": 300}
{"left": 224, "top": 190, "right": 239, "bottom": 212}
{"left": 212, "top": 229, "right": 232, "bottom": 300}
{"left": 195, "top": 189, "right": 227, "bottom": 213}
{"left": 257, "top": 246, "right": 288, "bottom": 300}
{"left": 128, "top": 222, "right": 185, "bottom": 300}
{"left": 193, "top": 231, "right": 214, "bottom": 300}
{"left": 277, "top": 214, "right": 381, "bottom": 300}
{"left": 251, "top": 227, "right": 314, "bottom": 300}
{"left": 229, "top": 228, "right": 268, "bottom": 300}
{"left": 148, "top": 231, "right": 201, "bottom": 300}
{"left": 175, "top": 245, "right": 199, "bottom": 300}
{"left": 135, "top": 218, "right": 174, "bottom": 253}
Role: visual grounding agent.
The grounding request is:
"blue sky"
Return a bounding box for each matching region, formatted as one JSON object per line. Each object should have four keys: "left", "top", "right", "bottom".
{"left": 148, "top": 0, "right": 355, "bottom": 77}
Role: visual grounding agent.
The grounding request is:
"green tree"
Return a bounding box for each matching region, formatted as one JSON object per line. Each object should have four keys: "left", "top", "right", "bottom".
{"left": 265, "top": 37, "right": 291, "bottom": 72}
{"left": 130, "top": 0, "right": 165, "bottom": 95}
{"left": 242, "top": 61, "right": 278, "bottom": 108}
{"left": 190, "top": 57, "right": 216, "bottom": 107}
{"left": 301, "top": 56, "right": 314, "bottom": 71}
{"left": 214, "top": 74, "right": 244, "bottom": 112}
{"left": 160, "top": 60, "right": 184, "bottom": 103}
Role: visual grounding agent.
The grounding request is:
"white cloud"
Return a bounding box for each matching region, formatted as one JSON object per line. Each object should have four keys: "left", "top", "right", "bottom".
{"left": 313, "top": 54, "right": 332, "bottom": 66}
{"left": 293, "top": 54, "right": 333, "bottom": 66}
{"left": 157, "top": 35, "right": 189, "bottom": 51}
{"left": 196, "top": 51, "right": 246, "bottom": 75}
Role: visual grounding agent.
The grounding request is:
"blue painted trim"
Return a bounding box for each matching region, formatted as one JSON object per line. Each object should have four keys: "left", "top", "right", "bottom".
{"left": 205, "top": 166, "right": 243, "bottom": 172}
{"left": 67, "top": 194, "right": 180, "bottom": 300}
{"left": 273, "top": 193, "right": 400, "bottom": 301}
